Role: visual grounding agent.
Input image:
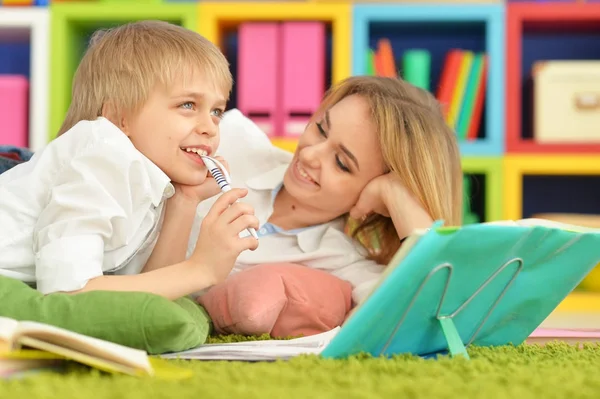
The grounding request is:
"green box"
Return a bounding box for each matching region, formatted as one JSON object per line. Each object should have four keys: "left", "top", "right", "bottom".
{"left": 461, "top": 156, "right": 503, "bottom": 223}
{"left": 50, "top": 3, "right": 198, "bottom": 141}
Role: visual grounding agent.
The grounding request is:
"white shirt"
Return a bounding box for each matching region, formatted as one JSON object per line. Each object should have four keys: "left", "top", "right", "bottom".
{"left": 189, "top": 109, "right": 384, "bottom": 305}
{"left": 0, "top": 117, "right": 174, "bottom": 294}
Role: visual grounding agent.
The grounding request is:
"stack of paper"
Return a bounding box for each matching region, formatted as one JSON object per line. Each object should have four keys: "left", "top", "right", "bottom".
{"left": 160, "top": 327, "right": 341, "bottom": 361}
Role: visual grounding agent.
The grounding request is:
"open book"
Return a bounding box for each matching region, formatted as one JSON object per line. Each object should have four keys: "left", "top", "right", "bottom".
{"left": 0, "top": 316, "right": 153, "bottom": 377}
{"left": 161, "top": 327, "right": 340, "bottom": 361}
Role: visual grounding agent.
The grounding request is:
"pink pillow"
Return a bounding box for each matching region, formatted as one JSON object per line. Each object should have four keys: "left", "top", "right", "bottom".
{"left": 197, "top": 263, "right": 353, "bottom": 338}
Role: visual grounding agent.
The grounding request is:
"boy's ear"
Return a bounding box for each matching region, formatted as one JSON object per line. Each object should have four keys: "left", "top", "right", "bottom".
{"left": 101, "top": 102, "right": 129, "bottom": 135}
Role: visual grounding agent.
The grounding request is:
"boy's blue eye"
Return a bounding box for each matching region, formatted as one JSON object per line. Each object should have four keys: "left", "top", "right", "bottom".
{"left": 180, "top": 102, "right": 194, "bottom": 110}
{"left": 211, "top": 109, "right": 225, "bottom": 119}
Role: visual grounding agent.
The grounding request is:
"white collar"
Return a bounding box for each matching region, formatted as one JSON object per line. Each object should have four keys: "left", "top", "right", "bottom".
{"left": 243, "top": 160, "right": 351, "bottom": 253}
{"left": 97, "top": 117, "right": 173, "bottom": 207}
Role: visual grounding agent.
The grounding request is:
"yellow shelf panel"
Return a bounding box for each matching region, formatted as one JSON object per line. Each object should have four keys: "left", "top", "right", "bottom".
{"left": 556, "top": 292, "right": 600, "bottom": 312}
{"left": 197, "top": 2, "right": 351, "bottom": 84}
{"left": 503, "top": 155, "right": 600, "bottom": 220}
{"left": 271, "top": 138, "right": 298, "bottom": 153}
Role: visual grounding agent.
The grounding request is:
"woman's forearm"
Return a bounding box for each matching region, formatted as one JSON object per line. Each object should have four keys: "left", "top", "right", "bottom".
{"left": 384, "top": 185, "right": 434, "bottom": 239}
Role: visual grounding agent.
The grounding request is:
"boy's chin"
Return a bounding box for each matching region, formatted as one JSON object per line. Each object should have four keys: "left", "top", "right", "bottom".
{"left": 172, "top": 172, "right": 209, "bottom": 187}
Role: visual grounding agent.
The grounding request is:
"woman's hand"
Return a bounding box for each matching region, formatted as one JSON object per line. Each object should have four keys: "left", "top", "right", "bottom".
{"left": 349, "top": 173, "right": 398, "bottom": 220}
{"left": 349, "top": 173, "right": 433, "bottom": 238}
{"left": 174, "top": 156, "right": 229, "bottom": 205}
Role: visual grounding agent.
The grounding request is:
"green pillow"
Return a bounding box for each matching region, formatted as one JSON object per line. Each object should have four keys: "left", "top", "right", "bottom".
{"left": 0, "top": 276, "right": 212, "bottom": 355}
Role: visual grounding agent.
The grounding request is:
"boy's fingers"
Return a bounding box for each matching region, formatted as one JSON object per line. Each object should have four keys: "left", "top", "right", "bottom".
{"left": 238, "top": 236, "right": 259, "bottom": 252}
{"left": 229, "top": 214, "right": 259, "bottom": 236}
{"left": 220, "top": 202, "right": 255, "bottom": 224}
{"left": 206, "top": 188, "right": 248, "bottom": 218}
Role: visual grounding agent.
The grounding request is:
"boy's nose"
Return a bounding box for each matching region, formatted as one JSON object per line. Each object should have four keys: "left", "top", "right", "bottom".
{"left": 195, "top": 116, "right": 218, "bottom": 137}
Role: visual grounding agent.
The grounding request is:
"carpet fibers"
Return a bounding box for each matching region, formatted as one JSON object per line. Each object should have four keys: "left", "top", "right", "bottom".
{"left": 2, "top": 343, "right": 600, "bottom": 398}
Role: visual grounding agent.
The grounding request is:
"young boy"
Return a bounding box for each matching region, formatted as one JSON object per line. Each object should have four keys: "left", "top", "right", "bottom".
{"left": 0, "top": 20, "right": 259, "bottom": 299}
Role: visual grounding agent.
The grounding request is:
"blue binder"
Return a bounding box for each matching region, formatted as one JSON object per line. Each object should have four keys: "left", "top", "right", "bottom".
{"left": 321, "top": 220, "right": 600, "bottom": 359}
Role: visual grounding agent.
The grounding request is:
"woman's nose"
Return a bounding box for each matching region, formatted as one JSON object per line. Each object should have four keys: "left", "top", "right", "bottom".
{"left": 299, "top": 145, "right": 321, "bottom": 169}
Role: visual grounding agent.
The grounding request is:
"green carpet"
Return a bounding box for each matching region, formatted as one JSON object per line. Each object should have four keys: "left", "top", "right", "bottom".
{"left": 2, "top": 342, "right": 600, "bottom": 398}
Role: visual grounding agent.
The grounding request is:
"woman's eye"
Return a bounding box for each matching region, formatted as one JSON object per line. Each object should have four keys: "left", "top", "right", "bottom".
{"left": 180, "top": 102, "right": 194, "bottom": 110}
{"left": 336, "top": 155, "right": 350, "bottom": 173}
{"left": 316, "top": 121, "right": 327, "bottom": 137}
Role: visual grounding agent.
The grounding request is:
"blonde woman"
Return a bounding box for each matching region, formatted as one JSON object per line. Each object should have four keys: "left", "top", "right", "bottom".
{"left": 192, "top": 76, "right": 463, "bottom": 323}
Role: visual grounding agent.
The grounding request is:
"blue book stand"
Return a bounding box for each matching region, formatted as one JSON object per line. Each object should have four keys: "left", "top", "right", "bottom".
{"left": 321, "top": 220, "right": 600, "bottom": 360}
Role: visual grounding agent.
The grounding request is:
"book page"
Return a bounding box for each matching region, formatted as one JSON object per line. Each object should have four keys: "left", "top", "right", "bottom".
{"left": 0, "top": 317, "right": 20, "bottom": 352}
{"left": 14, "top": 321, "right": 151, "bottom": 374}
{"left": 161, "top": 327, "right": 340, "bottom": 361}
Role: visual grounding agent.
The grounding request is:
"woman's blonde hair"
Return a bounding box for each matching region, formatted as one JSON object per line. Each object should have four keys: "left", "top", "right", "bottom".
{"left": 58, "top": 20, "right": 232, "bottom": 136}
{"left": 314, "top": 76, "right": 463, "bottom": 265}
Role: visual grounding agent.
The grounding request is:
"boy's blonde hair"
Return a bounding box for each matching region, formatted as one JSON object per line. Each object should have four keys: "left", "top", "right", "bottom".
{"left": 315, "top": 76, "right": 463, "bottom": 265}
{"left": 58, "top": 20, "right": 233, "bottom": 136}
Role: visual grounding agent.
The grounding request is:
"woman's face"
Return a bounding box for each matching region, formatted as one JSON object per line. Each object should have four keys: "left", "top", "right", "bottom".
{"left": 282, "top": 94, "right": 386, "bottom": 220}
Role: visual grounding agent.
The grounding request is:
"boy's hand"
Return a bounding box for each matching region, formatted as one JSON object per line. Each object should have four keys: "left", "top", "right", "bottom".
{"left": 190, "top": 188, "right": 259, "bottom": 284}
{"left": 174, "top": 156, "right": 229, "bottom": 204}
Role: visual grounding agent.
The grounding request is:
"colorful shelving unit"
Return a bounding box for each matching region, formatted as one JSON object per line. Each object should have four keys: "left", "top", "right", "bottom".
{"left": 49, "top": 2, "right": 197, "bottom": 140}
{"left": 0, "top": 7, "right": 49, "bottom": 151}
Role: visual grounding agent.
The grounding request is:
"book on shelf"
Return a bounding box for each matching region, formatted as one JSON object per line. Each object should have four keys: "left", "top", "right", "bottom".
{"left": 367, "top": 42, "right": 488, "bottom": 141}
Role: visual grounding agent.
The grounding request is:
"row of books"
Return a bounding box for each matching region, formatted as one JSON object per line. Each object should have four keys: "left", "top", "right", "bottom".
{"left": 367, "top": 39, "right": 488, "bottom": 141}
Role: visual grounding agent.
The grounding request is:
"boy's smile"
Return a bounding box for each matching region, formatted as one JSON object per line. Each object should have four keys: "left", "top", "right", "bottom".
{"left": 119, "top": 69, "right": 227, "bottom": 187}
{"left": 181, "top": 145, "right": 212, "bottom": 167}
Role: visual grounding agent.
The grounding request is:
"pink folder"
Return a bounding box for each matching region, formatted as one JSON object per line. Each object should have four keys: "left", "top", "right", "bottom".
{"left": 237, "top": 22, "right": 280, "bottom": 137}
{"left": 281, "top": 22, "right": 326, "bottom": 137}
{"left": 0, "top": 75, "right": 29, "bottom": 147}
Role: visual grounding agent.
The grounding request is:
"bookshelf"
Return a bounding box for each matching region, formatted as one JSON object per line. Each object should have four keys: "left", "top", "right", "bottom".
{"left": 0, "top": 7, "right": 49, "bottom": 152}
{"left": 49, "top": 3, "right": 197, "bottom": 141}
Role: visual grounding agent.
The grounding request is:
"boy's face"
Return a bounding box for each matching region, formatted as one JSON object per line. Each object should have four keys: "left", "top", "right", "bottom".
{"left": 122, "top": 71, "right": 227, "bottom": 187}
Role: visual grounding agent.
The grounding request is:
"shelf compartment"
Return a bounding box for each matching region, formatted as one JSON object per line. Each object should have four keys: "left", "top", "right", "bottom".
{"left": 0, "top": 8, "right": 49, "bottom": 151}
{"left": 352, "top": 4, "right": 505, "bottom": 157}
{"left": 506, "top": 3, "right": 600, "bottom": 154}
{"left": 462, "top": 156, "right": 503, "bottom": 223}
{"left": 503, "top": 155, "right": 600, "bottom": 220}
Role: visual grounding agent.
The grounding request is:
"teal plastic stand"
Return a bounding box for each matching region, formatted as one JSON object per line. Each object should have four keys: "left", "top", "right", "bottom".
{"left": 320, "top": 220, "right": 600, "bottom": 360}
{"left": 439, "top": 317, "right": 470, "bottom": 359}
